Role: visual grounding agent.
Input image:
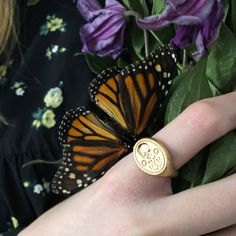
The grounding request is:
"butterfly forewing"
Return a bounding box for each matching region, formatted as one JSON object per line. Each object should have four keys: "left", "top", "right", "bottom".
{"left": 89, "top": 44, "right": 177, "bottom": 137}
{"left": 118, "top": 44, "right": 177, "bottom": 136}
{"left": 89, "top": 67, "right": 129, "bottom": 131}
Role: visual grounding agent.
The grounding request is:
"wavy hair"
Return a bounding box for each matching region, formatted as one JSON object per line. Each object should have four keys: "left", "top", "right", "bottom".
{"left": 0, "top": 0, "right": 19, "bottom": 62}
{"left": 0, "top": 0, "right": 18, "bottom": 126}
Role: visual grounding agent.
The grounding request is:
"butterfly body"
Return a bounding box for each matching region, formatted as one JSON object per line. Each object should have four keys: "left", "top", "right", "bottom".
{"left": 52, "top": 45, "right": 177, "bottom": 195}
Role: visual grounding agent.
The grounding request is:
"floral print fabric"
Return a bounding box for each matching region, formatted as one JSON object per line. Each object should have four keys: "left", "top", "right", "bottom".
{"left": 0, "top": 0, "right": 93, "bottom": 234}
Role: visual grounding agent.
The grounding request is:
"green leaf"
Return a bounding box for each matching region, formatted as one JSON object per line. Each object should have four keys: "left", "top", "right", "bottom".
{"left": 140, "top": 0, "right": 149, "bottom": 16}
{"left": 151, "top": 0, "right": 165, "bottom": 15}
{"left": 131, "top": 22, "right": 145, "bottom": 59}
{"left": 225, "top": 165, "right": 236, "bottom": 177}
{"left": 117, "top": 57, "right": 129, "bottom": 68}
{"left": 165, "top": 57, "right": 212, "bottom": 124}
{"left": 122, "top": 0, "right": 147, "bottom": 16}
{"left": 85, "top": 54, "right": 116, "bottom": 74}
{"left": 179, "top": 148, "right": 209, "bottom": 187}
{"left": 221, "top": 0, "right": 230, "bottom": 21}
{"left": 206, "top": 24, "right": 236, "bottom": 93}
{"left": 202, "top": 131, "right": 236, "bottom": 184}
{"left": 172, "top": 175, "right": 192, "bottom": 193}
{"left": 149, "top": 26, "right": 175, "bottom": 51}
{"left": 230, "top": 0, "right": 236, "bottom": 33}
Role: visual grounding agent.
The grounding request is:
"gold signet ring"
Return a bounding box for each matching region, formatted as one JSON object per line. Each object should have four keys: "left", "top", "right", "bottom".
{"left": 133, "top": 138, "right": 178, "bottom": 177}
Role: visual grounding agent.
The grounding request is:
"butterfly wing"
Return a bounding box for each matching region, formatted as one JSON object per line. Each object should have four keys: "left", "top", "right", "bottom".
{"left": 52, "top": 107, "right": 129, "bottom": 194}
{"left": 53, "top": 44, "right": 177, "bottom": 194}
{"left": 89, "top": 44, "right": 177, "bottom": 137}
{"left": 118, "top": 44, "right": 177, "bottom": 135}
{"left": 89, "top": 67, "right": 129, "bottom": 131}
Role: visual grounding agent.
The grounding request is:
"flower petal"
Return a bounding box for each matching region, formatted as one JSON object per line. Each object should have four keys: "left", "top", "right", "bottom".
{"left": 80, "top": 12, "right": 125, "bottom": 43}
{"left": 95, "top": 26, "right": 126, "bottom": 58}
{"left": 171, "top": 25, "right": 201, "bottom": 48}
{"left": 192, "top": 30, "right": 206, "bottom": 57}
{"left": 137, "top": 14, "right": 201, "bottom": 29}
{"left": 76, "top": 0, "right": 102, "bottom": 21}
{"left": 137, "top": 0, "right": 216, "bottom": 29}
{"left": 137, "top": 0, "right": 224, "bottom": 57}
{"left": 105, "top": 0, "right": 126, "bottom": 12}
{"left": 201, "top": 0, "right": 224, "bottom": 48}
{"left": 80, "top": 12, "right": 126, "bottom": 59}
{"left": 78, "top": 0, "right": 127, "bottom": 58}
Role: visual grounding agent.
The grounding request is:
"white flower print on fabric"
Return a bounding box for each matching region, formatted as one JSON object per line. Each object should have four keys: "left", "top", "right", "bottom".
{"left": 11, "top": 82, "right": 27, "bottom": 96}
{"left": 23, "top": 179, "right": 51, "bottom": 195}
{"left": 44, "top": 87, "right": 63, "bottom": 108}
{"left": 34, "top": 184, "right": 44, "bottom": 194}
{"left": 46, "top": 45, "right": 66, "bottom": 60}
{"left": 16, "top": 88, "right": 25, "bottom": 96}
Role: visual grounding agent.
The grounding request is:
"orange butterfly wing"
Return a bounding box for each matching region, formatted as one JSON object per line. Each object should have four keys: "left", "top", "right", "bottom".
{"left": 89, "top": 67, "right": 129, "bottom": 131}
{"left": 89, "top": 44, "right": 177, "bottom": 137}
{"left": 52, "top": 107, "right": 128, "bottom": 194}
{"left": 53, "top": 45, "right": 177, "bottom": 194}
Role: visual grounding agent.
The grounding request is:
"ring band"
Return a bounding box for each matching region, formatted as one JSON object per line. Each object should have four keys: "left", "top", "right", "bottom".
{"left": 133, "top": 138, "right": 178, "bottom": 177}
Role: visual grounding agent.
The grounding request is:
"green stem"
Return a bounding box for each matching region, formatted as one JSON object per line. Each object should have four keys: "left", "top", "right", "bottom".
{"left": 183, "top": 49, "right": 187, "bottom": 68}
{"left": 143, "top": 30, "right": 149, "bottom": 57}
{"left": 124, "top": 10, "right": 141, "bottom": 18}
{"left": 22, "top": 159, "right": 63, "bottom": 168}
{"left": 150, "top": 30, "right": 184, "bottom": 71}
{"left": 125, "top": 11, "right": 149, "bottom": 57}
{"left": 149, "top": 30, "right": 164, "bottom": 46}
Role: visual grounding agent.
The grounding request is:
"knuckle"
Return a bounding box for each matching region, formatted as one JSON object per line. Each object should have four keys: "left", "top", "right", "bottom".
{"left": 184, "top": 100, "right": 222, "bottom": 132}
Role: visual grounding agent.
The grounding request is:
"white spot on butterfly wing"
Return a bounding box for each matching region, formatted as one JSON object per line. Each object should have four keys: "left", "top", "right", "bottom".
{"left": 163, "top": 72, "right": 168, "bottom": 78}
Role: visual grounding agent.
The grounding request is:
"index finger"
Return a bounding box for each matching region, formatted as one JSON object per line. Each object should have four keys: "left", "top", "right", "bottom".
{"left": 153, "top": 92, "right": 236, "bottom": 169}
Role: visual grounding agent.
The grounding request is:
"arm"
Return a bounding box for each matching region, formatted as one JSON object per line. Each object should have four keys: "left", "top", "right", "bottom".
{"left": 19, "top": 92, "right": 236, "bottom": 236}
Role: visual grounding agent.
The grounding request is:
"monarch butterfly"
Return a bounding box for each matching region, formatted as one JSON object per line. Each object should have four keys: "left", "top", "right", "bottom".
{"left": 52, "top": 44, "right": 177, "bottom": 195}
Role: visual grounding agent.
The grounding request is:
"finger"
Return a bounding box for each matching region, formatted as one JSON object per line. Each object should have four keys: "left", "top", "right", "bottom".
{"left": 153, "top": 91, "right": 236, "bottom": 168}
{"left": 205, "top": 224, "right": 236, "bottom": 235}
{"left": 107, "top": 92, "right": 236, "bottom": 196}
{"left": 137, "top": 174, "right": 236, "bottom": 236}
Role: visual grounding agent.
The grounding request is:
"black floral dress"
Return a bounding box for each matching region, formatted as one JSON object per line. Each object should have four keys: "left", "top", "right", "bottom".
{"left": 0, "top": 0, "right": 93, "bottom": 234}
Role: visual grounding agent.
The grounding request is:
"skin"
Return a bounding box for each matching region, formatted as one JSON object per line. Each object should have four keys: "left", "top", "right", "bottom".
{"left": 19, "top": 92, "right": 236, "bottom": 236}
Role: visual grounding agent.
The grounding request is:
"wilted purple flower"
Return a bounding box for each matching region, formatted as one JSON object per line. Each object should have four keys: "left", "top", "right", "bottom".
{"left": 77, "top": 0, "right": 127, "bottom": 59}
{"left": 137, "top": 0, "right": 224, "bottom": 57}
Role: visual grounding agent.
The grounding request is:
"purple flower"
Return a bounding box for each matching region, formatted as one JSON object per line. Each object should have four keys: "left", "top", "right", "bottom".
{"left": 137, "top": 0, "right": 224, "bottom": 57}
{"left": 77, "top": 0, "right": 127, "bottom": 59}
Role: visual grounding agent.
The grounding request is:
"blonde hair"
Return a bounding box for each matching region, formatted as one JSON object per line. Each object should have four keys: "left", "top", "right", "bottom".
{"left": 0, "top": 0, "right": 19, "bottom": 63}
{"left": 0, "top": 0, "right": 18, "bottom": 126}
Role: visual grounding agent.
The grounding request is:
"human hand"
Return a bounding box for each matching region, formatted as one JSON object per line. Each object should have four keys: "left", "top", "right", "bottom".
{"left": 19, "top": 92, "right": 236, "bottom": 236}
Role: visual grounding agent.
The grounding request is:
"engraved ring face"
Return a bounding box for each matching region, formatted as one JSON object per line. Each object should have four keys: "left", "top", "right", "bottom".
{"left": 133, "top": 138, "right": 168, "bottom": 175}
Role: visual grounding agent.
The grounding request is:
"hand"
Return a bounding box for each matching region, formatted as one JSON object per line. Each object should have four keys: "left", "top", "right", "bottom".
{"left": 19, "top": 92, "right": 236, "bottom": 236}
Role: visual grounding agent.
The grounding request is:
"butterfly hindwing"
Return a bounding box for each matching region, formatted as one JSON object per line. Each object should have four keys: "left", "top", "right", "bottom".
{"left": 53, "top": 107, "right": 129, "bottom": 194}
